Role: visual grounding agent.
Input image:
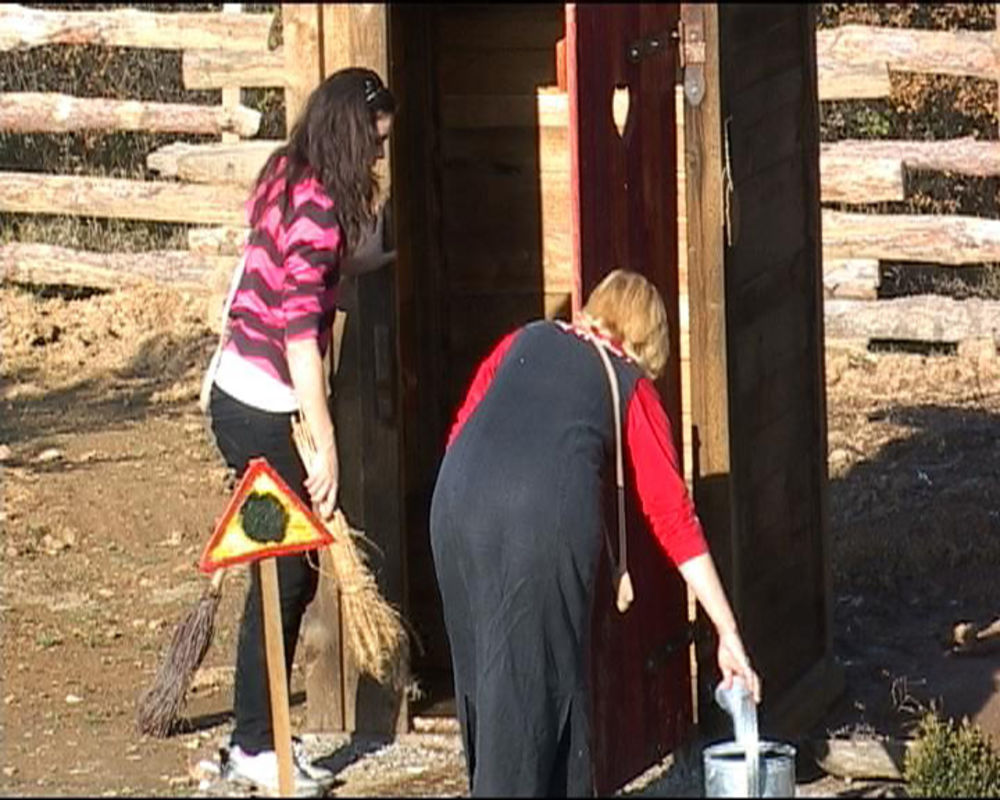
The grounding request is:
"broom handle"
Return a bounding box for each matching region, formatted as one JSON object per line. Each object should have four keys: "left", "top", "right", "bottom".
{"left": 209, "top": 568, "right": 226, "bottom": 593}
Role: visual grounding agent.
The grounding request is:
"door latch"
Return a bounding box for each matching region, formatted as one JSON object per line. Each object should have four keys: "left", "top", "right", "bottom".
{"left": 679, "top": 5, "right": 707, "bottom": 106}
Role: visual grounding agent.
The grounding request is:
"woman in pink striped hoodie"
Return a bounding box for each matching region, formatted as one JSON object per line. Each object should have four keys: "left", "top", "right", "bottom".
{"left": 205, "top": 67, "right": 396, "bottom": 795}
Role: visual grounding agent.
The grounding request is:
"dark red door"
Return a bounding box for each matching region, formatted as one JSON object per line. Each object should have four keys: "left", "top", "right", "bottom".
{"left": 566, "top": 3, "right": 691, "bottom": 793}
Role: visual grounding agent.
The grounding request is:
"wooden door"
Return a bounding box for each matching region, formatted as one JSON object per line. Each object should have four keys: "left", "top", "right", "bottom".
{"left": 713, "top": 3, "right": 837, "bottom": 735}
{"left": 566, "top": 3, "right": 691, "bottom": 793}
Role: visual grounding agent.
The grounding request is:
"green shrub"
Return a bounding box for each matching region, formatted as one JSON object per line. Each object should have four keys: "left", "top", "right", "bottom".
{"left": 904, "top": 712, "right": 1000, "bottom": 797}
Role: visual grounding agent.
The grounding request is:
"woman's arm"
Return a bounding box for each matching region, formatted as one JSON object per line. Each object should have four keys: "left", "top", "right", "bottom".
{"left": 341, "top": 207, "right": 396, "bottom": 276}
{"left": 287, "top": 338, "right": 338, "bottom": 519}
{"left": 625, "top": 377, "right": 761, "bottom": 702}
{"left": 283, "top": 181, "right": 342, "bottom": 518}
{"left": 678, "top": 554, "right": 761, "bottom": 702}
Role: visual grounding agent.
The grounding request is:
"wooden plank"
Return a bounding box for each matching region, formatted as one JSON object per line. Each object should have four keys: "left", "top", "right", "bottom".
{"left": 182, "top": 48, "right": 285, "bottom": 90}
{"left": 0, "top": 242, "right": 225, "bottom": 292}
{"left": 282, "top": 3, "right": 322, "bottom": 130}
{"left": 817, "top": 58, "right": 891, "bottom": 101}
{"left": 722, "top": 13, "right": 803, "bottom": 95}
{"left": 685, "top": 2, "right": 736, "bottom": 616}
{"left": 822, "top": 258, "right": 879, "bottom": 300}
{"left": 148, "top": 140, "right": 282, "bottom": 186}
{"left": 440, "top": 89, "right": 569, "bottom": 129}
{"left": 440, "top": 127, "right": 569, "bottom": 176}
{"left": 816, "top": 25, "right": 998, "bottom": 81}
{"left": 823, "top": 210, "right": 1000, "bottom": 265}
{"left": 0, "top": 172, "right": 245, "bottom": 225}
{"left": 0, "top": 92, "right": 261, "bottom": 137}
{"left": 435, "top": 5, "right": 564, "bottom": 50}
{"left": 821, "top": 138, "right": 1000, "bottom": 177}
{"left": 437, "top": 50, "right": 557, "bottom": 95}
{"left": 187, "top": 226, "right": 248, "bottom": 255}
{"left": 729, "top": 157, "right": 809, "bottom": 282}
{"left": 303, "top": 2, "right": 404, "bottom": 737}
{"left": 221, "top": 3, "right": 244, "bottom": 145}
{"left": 824, "top": 296, "right": 1000, "bottom": 344}
{"left": 0, "top": 3, "right": 274, "bottom": 52}
{"left": 820, "top": 153, "right": 903, "bottom": 203}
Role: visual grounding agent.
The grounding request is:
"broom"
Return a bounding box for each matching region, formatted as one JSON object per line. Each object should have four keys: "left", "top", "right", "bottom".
{"left": 136, "top": 568, "right": 226, "bottom": 737}
{"left": 291, "top": 416, "right": 409, "bottom": 687}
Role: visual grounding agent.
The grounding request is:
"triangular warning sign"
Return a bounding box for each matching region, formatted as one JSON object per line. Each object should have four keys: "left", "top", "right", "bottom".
{"left": 199, "top": 457, "right": 334, "bottom": 573}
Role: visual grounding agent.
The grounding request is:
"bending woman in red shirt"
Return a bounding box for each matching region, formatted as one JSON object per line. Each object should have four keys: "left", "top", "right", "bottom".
{"left": 430, "top": 269, "right": 761, "bottom": 797}
{"left": 205, "top": 67, "right": 397, "bottom": 795}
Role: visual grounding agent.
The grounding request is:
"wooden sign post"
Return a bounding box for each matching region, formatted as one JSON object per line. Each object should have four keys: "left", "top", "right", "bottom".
{"left": 260, "top": 557, "right": 294, "bottom": 797}
{"left": 199, "top": 457, "right": 336, "bottom": 798}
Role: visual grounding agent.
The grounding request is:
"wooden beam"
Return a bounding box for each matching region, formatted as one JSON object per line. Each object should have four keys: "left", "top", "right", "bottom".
{"left": 683, "top": 2, "right": 737, "bottom": 728}
{"left": 147, "top": 140, "right": 282, "bottom": 186}
{"left": 824, "top": 296, "right": 1000, "bottom": 344}
{"left": 822, "top": 258, "right": 879, "bottom": 300}
{"left": 816, "top": 25, "right": 998, "bottom": 81}
{"left": 0, "top": 242, "right": 225, "bottom": 292}
{"left": 0, "top": 92, "right": 260, "bottom": 137}
{"left": 822, "top": 210, "right": 1000, "bottom": 265}
{"left": 0, "top": 3, "right": 274, "bottom": 52}
{"left": 302, "top": 2, "right": 405, "bottom": 737}
{"left": 182, "top": 48, "right": 285, "bottom": 90}
{"left": 821, "top": 138, "right": 1000, "bottom": 177}
{"left": 320, "top": 3, "right": 391, "bottom": 205}
{"left": 440, "top": 90, "right": 570, "bottom": 129}
{"left": 820, "top": 154, "right": 903, "bottom": 203}
{"left": 282, "top": 3, "right": 322, "bottom": 130}
{"left": 0, "top": 172, "right": 246, "bottom": 225}
{"left": 220, "top": 3, "right": 244, "bottom": 145}
{"left": 188, "top": 226, "right": 248, "bottom": 255}
{"left": 817, "top": 58, "right": 891, "bottom": 101}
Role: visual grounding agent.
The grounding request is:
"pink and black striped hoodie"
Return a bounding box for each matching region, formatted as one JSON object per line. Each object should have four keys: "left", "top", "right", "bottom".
{"left": 214, "top": 158, "right": 343, "bottom": 412}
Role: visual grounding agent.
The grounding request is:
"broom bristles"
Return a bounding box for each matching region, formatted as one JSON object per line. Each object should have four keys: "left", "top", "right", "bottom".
{"left": 136, "top": 582, "right": 222, "bottom": 737}
{"left": 292, "top": 418, "right": 409, "bottom": 686}
{"left": 327, "top": 510, "right": 408, "bottom": 686}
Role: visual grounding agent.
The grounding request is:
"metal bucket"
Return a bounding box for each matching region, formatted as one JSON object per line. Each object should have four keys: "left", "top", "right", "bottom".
{"left": 703, "top": 740, "right": 796, "bottom": 797}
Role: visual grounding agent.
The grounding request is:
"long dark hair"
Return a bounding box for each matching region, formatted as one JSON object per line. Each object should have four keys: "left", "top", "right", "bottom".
{"left": 250, "top": 67, "right": 396, "bottom": 253}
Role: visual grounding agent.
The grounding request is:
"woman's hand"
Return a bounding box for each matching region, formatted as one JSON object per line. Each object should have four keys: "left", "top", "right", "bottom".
{"left": 304, "top": 438, "right": 338, "bottom": 520}
{"left": 717, "top": 630, "right": 762, "bottom": 704}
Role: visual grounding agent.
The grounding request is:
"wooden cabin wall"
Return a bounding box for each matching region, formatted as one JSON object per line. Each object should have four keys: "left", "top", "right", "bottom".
{"left": 715, "top": 4, "right": 830, "bottom": 712}
{"left": 398, "top": 3, "right": 568, "bottom": 681}
{"left": 435, "top": 3, "right": 569, "bottom": 413}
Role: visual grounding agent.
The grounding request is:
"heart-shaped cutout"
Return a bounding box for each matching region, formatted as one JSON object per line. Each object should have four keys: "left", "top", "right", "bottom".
{"left": 612, "top": 85, "right": 631, "bottom": 139}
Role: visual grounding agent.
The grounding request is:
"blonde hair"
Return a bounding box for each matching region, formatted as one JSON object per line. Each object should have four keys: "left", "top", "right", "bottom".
{"left": 579, "top": 269, "right": 670, "bottom": 379}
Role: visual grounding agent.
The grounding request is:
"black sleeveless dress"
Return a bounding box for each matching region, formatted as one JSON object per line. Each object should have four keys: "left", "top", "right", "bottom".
{"left": 430, "top": 320, "right": 642, "bottom": 797}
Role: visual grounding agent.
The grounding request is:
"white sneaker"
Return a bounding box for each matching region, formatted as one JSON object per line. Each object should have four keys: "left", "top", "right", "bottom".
{"left": 223, "top": 743, "right": 322, "bottom": 797}
{"left": 291, "top": 737, "right": 336, "bottom": 785}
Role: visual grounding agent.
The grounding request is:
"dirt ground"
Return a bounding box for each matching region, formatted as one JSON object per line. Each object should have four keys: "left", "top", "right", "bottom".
{"left": 1, "top": 283, "right": 998, "bottom": 797}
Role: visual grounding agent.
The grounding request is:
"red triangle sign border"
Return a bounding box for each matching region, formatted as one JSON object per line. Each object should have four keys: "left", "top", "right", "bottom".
{"left": 198, "top": 457, "right": 335, "bottom": 573}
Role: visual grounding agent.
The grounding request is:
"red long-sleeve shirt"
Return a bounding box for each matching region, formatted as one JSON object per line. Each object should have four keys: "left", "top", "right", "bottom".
{"left": 446, "top": 325, "right": 709, "bottom": 568}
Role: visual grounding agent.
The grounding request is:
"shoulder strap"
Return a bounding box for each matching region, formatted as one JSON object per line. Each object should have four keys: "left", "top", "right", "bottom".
{"left": 590, "top": 339, "right": 627, "bottom": 579}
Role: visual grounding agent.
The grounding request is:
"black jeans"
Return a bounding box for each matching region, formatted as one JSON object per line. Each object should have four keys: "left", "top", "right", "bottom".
{"left": 208, "top": 385, "right": 319, "bottom": 754}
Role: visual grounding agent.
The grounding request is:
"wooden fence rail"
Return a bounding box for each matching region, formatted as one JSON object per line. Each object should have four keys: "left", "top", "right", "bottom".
{"left": 0, "top": 172, "right": 246, "bottom": 226}
{"left": 0, "top": 242, "right": 226, "bottom": 292}
{"left": 1, "top": 5, "right": 998, "bottom": 355}
{"left": 816, "top": 24, "right": 998, "bottom": 82}
{"left": 0, "top": 3, "right": 274, "bottom": 52}
{"left": 0, "top": 93, "right": 261, "bottom": 136}
{"left": 147, "top": 140, "right": 283, "bottom": 187}
{"left": 823, "top": 210, "right": 1000, "bottom": 266}
{"left": 183, "top": 49, "right": 286, "bottom": 90}
{"left": 825, "top": 296, "right": 1000, "bottom": 344}
{"left": 821, "top": 138, "right": 1000, "bottom": 178}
